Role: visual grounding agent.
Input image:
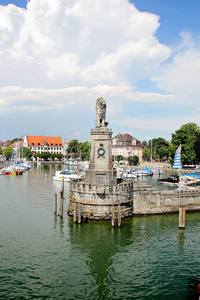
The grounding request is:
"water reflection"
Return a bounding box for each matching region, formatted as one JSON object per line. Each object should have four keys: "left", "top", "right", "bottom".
{"left": 178, "top": 229, "right": 185, "bottom": 255}
{"left": 68, "top": 220, "right": 134, "bottom": 298}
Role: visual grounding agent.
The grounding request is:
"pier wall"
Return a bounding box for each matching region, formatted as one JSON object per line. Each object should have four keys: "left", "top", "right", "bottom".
{"left": 68, "top": 180, "right": 134, "bottom": 221}
{"left": 133, "top": 183, "right": 200, "bottom": 215}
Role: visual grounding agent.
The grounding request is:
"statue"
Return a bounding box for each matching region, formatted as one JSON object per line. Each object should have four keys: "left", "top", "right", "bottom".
{"left": 95, "top": 97, "right": 108, "bottom": 128}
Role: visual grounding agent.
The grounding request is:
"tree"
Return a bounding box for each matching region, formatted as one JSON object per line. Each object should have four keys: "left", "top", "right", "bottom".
{"left": 115, "top": 155, "right": 123, "bottom": 163}
{"left": 23, "top": 148, "right": 33, "bottom": 160}
{"left": 56, "top": 154, "right": 63, "bottom": 161}
{"left": 68, "top": 139, "right": 79, "bottom": 156}
{"left": 2, "top": 147, "right": 12, "bottom": 160}
{"left": 142, "top": 147, "right": 150, "bottom": 161}
{"left": 79, "top": 141, "right": 90, "bottom": 160}
{"left": 194, "top": 132, "right": 200, "bottom": 164}
{"left": 40, "top": 152, "right": 51, "bottom": 160}
{"left": 151, "top": 137, "right": 170, "bottom": 161}
{"left": 142, "top": 140, "right": 148, "bottom": 147}
{"left": 128, "top": 155, "right": 139, "bottom": 166}
{"left": 51, "top": 153, "right": 57, "bottom": 161}
{"left": 170, "top": 122, "right": 200, "bottom": 164}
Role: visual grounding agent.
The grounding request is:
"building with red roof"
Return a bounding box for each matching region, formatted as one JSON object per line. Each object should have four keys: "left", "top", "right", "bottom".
{"left": 23, "top": 135, "right": 64, "bottom": 155}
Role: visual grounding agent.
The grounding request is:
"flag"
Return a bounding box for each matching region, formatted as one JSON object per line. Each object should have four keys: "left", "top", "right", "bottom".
{"left": 173, "top": 145, "right": 181, "bottom": 169}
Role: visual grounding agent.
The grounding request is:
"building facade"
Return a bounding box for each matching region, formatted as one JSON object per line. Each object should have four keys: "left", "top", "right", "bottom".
{"left": 112, "top": 133, "right": 143, "bottom": 161}
{"left": 23, "top": 135, "right": 64, "bottom": 155}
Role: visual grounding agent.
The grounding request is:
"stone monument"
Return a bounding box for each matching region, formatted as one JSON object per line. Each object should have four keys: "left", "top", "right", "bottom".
{"left": 68, "top": 98, "right": 134, "bottom": 225}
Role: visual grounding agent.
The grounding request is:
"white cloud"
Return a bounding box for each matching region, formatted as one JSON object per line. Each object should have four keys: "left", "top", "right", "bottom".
{"left": 0, "top": 0, "right": 200, "bottom": 140}
{"left": 152, "top": 32, "right": 200, "bottom": 105}
{"left": 0, "top": 0, "right": 170, "bottom": 88}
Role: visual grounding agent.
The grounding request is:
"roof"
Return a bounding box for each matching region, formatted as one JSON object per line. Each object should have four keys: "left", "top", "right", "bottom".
{"left": 9, "top": 141, "right": 23, "bottom": 148}
{"left": 113, "top": 133, "right": 135, "bottom": 142}
{"left": 112, "top": 133, "right": 143, "bottom": 147}
{"left": 26, "top": 136, "right": 63, "bottom": 147}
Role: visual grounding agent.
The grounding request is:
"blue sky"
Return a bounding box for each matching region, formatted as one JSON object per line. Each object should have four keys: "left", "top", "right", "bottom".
{"left": 0, "top": 0, "right": 200, "bottom": 143}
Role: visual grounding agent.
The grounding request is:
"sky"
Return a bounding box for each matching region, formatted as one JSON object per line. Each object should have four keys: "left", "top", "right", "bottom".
{"left": 0, "top": 0, "right": 200, "bottom": 143}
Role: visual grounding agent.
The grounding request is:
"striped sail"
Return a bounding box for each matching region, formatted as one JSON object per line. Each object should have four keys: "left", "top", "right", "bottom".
{"left": 173, "top": 145, "right": 181, "bottom": 169}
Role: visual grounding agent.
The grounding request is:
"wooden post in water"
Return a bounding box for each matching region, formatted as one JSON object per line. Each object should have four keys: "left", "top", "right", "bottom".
{"left": 60, "top": 191, "right": 63, "bottom": 218}
{"left": 54, "top": 193, "right": 57, "bottom": 214}
{"left": 62, "top": 176, "right": 64, "bottom": 196}
{"left": 73, "top": 202, "right": 77, "bottom": 223}
{"left": 179, "top": 206, "right": 185, "bottom": 229}
{"left": 78, "top": 203, "right": 82, "bottom": 224}
{"left": 111, "top": 205, "right": 115, "bottom": 227}
{"left": 118, "top": 204, "right": 121, "bottom": 227}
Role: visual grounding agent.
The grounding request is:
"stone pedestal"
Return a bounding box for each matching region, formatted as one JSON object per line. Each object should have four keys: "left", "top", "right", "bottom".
{"left": 85, "top": 127, "right": 117, "bottom": 186}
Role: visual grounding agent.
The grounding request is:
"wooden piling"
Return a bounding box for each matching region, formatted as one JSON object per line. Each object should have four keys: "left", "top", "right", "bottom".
{"left": 179, "top": 206, "right": 185, "bottom": 229}
{"left": 62, "top": 176, "right": 64, "bottom": 196}
{"left": 54, "top": 193, "right": 57, "bottom": 214}
{"left": 118, "top": 204, "right": 121, "bottom": 227}
{"left": 60, "top": 191, "right": 63, "bottom": 218}
{"left": 78, "top": 203, "right": 82, "bottom": 224}
{"left": 111, "top": 205, "right": 115, "bottom": 227}
{"left": 73, "top": 202, "right": 77, "bottom": 223}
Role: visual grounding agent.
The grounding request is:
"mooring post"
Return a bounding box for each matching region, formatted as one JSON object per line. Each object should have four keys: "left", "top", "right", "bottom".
{"left": 118, "top": 204, "right": 121, "bottom": 227}
{"left": 54, "top": 193, "right": 57, "bottom": 214}
{"left": 179, "top": 206, "right": 185, "bottom": 229}
{"left": 78, "top": 203, "right": 82, "bottom": 224}
{"left": 62, "top": 176, "right": 64, "bottom": 196}
{"left": 111, "top": 205, "right": 115, "bottom": 227}
{"left": 73, "top": 202, "right": 77, "bottom": 223}
{"left": 60, "top": 191, "right": 63, "bottom": 218}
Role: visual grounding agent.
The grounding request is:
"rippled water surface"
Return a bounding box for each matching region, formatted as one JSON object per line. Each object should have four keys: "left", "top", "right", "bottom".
{"left": 1, "top": 164, "right": 200, "bottom": 299}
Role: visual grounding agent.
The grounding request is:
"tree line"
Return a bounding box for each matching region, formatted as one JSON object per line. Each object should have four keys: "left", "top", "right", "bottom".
{"left": 142, "top": 122, "right": 200, "bottom": 165}
{"left": 1, "top": 122, "right": 200, "bottom": 164}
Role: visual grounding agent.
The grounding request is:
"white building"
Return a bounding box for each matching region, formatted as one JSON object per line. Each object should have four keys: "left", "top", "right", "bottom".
{"left": 23, "top": 135, "right": 64, "bottom": 155}
{"left": 112, "top": 133, "right": 143, "bottom": 161}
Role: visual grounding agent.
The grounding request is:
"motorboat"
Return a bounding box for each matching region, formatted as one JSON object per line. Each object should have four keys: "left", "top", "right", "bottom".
{"left": 53, "top": 170, "right": 82, "bottom": 181}
{"left": 157, "top": 175, "right": 179, "bottom": 184}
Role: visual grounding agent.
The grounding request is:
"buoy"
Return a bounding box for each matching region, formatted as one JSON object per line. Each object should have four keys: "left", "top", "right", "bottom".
{"left": 197, "top": 283, "right": 200, "bottom": 294}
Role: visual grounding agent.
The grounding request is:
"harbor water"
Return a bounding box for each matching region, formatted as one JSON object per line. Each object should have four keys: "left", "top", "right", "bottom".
{"left": 1, "top": 163, "right": 200, "bottom": 299}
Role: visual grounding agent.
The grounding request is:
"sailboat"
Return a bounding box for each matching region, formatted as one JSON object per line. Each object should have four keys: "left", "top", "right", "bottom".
{"left": 158, "top": 145, "right": 181, "bottom": 184}
{"left": 53, "top": 143, "right": 82, "bottom": 181}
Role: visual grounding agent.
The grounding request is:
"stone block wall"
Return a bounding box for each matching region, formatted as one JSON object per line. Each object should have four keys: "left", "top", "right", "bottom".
{"left": 132, "top": 183, "right": 200, "bottom": 215}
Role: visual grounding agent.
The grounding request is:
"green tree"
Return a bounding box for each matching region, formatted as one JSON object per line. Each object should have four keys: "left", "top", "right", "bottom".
{"left": 142, "top": 140, "right": 148, "bottom": 147}
{"left": 116, "top": 155, "right": 123, "bottom": 162}
{"left": 40, "top": 152, "right": 51, "bottom": 160}
{"left": 2, "top": 147, "right": 12, "bottom": 160}
{"left": 194, "top": 132, "right": 200, "bottom": 164}
{"left": 151, "top": 137, "right": 170, "bottom": 161}
{"left": 128, "top": 155, "right": 139, "bottom": 166}
{"left": 170, "top": 122, "right": 200, "bottom": 165}
{"left": 23, "top": 148, "right": 33, "bottom": 160}
{"left": 142, "top": 147, "right": 150, "bottom": 161}
{"left": 56, "top": 154, "right": 63, "bottom": 161}
{"left": 51, "top": 153, "right": 57, "bottom": 161}
{"left": 68, "top": 139, "right": 79, "bottom": 156}
{"left": 79, "top": 141, "right": 90, "bottom": 160}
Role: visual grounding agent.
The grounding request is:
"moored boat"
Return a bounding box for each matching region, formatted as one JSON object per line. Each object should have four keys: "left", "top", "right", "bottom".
{"left": 53, "top": 170, "right": 82, "bottom": 181}
{"left": 1, "top": 166, "right": 24, "bottom": 175}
